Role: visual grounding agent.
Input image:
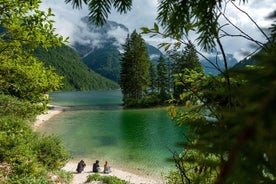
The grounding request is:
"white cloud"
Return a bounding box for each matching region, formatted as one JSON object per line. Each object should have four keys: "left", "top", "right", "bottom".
{"left": 205, "top": 0, "right": 275, "bottom": 61}
{"left": 107, "top": 27, "right": 129, "bottom": 47}
{"left": 40, "top": 0, "right": 89, "bottom": 44}
{"left": 109, "top": 0, "right": 158, "bottom": 32}
{"left": 41, "top": 0, "right": 275, "bottom": 60}
{"left": 149, "top": 54, "right": 159, "bottom": 60}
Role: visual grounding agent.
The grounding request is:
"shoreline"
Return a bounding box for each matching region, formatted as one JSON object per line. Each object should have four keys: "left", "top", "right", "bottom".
{"left": 32, "top": 104, "right": 68, "bottom": 130}
{"left": 63, "top": 160, "right": 166, "bottom": 184}
{"left": 33, "top": 105, "right": 167, "bottom": 184}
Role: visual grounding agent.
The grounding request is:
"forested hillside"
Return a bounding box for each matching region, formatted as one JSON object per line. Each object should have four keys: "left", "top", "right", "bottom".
{"left": 35, "top": 45, "right": 119, "bottom": 90}
{"left": 82, "top": 43, "right": 121, "bottom": 82}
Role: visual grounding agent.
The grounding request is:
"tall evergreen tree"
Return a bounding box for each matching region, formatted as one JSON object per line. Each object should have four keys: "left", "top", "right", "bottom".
{"left": 168, "top": 43, "right": 203, "bottom": 97}
{"left": 156, "top": 55, "right": 169, "bottom": 101}
{"left": 120, "top": 30, "right": 150, "bottom": 106}
{"left": 149, "top": 63, "right": 157, "bottom": 94}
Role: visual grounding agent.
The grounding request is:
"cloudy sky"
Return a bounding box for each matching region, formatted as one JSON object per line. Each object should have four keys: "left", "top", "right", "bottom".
{"left": 41, "top": 0, "right": 276, "bottom": 61}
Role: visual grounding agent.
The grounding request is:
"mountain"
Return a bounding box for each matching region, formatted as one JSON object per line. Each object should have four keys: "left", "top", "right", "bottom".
{"left": 233, "top": 56, "right": 257, "bottom": 69}
{"left": 71, "top": 17, "right": 163, "bottom": 83}
{"left": 34, "top": 45, "right": 119, "bottom": 91}
{"left": 72, "top": 17, "right": 129, "bottom": 58}
{"left": 201, "top": 52, "right": 238, "bottom": 75}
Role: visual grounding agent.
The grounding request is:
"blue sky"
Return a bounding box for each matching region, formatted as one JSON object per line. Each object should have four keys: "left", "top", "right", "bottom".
{"left": 41, "top": 0, "right": 276, "bottom": 61}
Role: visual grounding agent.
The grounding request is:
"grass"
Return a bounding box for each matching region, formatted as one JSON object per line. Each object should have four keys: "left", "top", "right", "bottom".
{"left": 86, "top": 174, "right": 130, "bottom": 184}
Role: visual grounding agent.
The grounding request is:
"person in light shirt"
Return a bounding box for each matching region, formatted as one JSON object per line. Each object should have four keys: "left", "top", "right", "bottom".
{"left": 103, "top": 161, "right": 111, "bottom": 174}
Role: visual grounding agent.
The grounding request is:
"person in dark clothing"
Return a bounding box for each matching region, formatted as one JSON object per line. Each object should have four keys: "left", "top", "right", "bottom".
{"left": 92, "top": 160, "right": 100, "bottom": 172}
{"left": 76, "top": 160, "right": 86, "bottom": 173}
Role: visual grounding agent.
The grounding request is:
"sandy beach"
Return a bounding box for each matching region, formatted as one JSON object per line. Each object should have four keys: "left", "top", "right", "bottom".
{"left": 32, "top": 104, "right": 68, "bottom": 130}
{"left": 63, "top": 161, "right": 166, "bottom": 184}
{"left": 33, "top": 105, "right": 167, "bottom": 184}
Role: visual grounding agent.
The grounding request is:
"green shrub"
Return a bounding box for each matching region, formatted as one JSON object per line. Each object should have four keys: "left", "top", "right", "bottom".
{"left": 87, "top": 173, "right": 102, "bottom": 181}
{"left": 87, "top": 174, "right": 129, "bottom": 184}
{"left": 0, "top": 116, "right": 33, "bottom": 161}
{"left": 140, "top": 95, "right": 161, "bottom": 107}
{"left": 35, "top": 134, "right": 72, "bottom": 170}
{"left": 0, "top": 116, "right": 72, "bottom": 183}
{"left": 165, "top": 170, "right": 182, "bottom": 184}
{"left": 123, "top": 95, "right": 163, "bottom": 108}
{"left": 7, "top": 175, "right": 50, "bottom": 184}
{"left": 0, "top": 94, "right": 44, "bottom": 120}
{"left": 5, "top": 144, "right": 47, "bottom": 176}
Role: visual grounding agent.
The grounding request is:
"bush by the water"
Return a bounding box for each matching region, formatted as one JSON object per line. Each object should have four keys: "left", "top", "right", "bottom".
{"left": 0, "top": 95, "right": 72, "bottom": 183}
{"left": 0, "top": 94, "right": 44, "bottom": 120}
{"left": 87, "top": 174, "right": 129, "bottom": 184}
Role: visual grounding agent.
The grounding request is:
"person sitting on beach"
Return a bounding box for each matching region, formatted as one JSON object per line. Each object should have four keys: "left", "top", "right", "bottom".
{"left": 92, "top": 160, "right": 100, "bottom": 173}
{"left": 76, "top": 160, "right": 86, "bottom": 173}
{"left": 103, "top": 161, "right": 111, "bottom": 174}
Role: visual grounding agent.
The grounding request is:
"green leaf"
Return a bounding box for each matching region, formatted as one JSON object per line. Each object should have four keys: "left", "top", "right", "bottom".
{"left": 154, "top": 22, "right": 159, "bottom": 32}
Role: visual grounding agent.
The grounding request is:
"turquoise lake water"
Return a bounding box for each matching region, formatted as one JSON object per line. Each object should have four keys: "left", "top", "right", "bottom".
{"left": 38, "top": 90, "right": 185, "bottom": 178}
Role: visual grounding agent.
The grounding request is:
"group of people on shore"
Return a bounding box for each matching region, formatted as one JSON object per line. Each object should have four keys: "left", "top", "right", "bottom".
{"left": 76, "top": 159, "right": 111, "bottom": 174}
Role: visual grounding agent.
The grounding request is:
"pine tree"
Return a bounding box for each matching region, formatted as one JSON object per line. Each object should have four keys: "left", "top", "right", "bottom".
{"left": 120, "top": 30, "right": 150, "bottom": 106}
{"left": 149, "top": 63, "right": 157, "bottom": 94}
{"left": 156, "top": 55, "right": 169, "bottom": 101}
{"left": 168, "top": 43, "right": 203, "bottom": 98}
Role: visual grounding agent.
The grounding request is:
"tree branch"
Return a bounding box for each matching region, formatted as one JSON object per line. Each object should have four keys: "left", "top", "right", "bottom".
{"left": 230, "top": 1, "right": 271, "bottom": 43}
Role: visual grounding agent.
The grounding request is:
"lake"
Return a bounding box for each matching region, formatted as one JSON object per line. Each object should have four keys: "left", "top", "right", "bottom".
{"left": 38, "top": 90, "right": 185, "bottom": 178}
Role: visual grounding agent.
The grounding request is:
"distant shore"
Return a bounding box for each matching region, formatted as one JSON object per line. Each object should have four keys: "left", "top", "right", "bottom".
{"left": 33, "top": 104, "right": 166, "bottom": 184}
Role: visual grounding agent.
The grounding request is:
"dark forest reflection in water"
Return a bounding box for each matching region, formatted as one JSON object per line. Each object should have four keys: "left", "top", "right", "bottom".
{"left": 39, "top": 90, "right": 185, "bottom": 177}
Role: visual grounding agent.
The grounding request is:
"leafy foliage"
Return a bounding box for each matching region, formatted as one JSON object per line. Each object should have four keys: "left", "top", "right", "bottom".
{"left": 7, "top": 175, "right": 51, "bottom": 184}
{"left": 165, "top": 19, "right": 276, "bottom": 184}
{"left": 35, "top": 135, "right": 72, "bottom": 170}
{"left": 167, "top": 43, "right": 203, "bottom": 98}
{"left": 0, "top": 94, "right": 43, "bottom": 120}
{"left": 0, "top": 0, "right": 66, "bottom": 106}
{"left": 1, "top": 1, "right": 67, "bottom": 51}
{"left": 156, "top": 0, "right": 247, "bottom": 51}
{"left": 142, "top": 1, "right": 276, "bottom": 183}
{"left": 0, "top": 54, "right": 62, "bottom": 104}
{"left": 65, "top": 0, "right": 132, "bottom": 26}
{"left": 87, "top": 173, "right": 129, "bottom": 184}
{"left": 0, "top": 115, "right": 72, "bottom": 182}
{"left": 0, "top": 0, "right": 73, "bottom": 183}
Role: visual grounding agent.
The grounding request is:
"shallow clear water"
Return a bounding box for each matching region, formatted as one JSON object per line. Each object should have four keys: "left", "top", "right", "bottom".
{"left": 39, "top": 90, "right": 185, "bottom": 178}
